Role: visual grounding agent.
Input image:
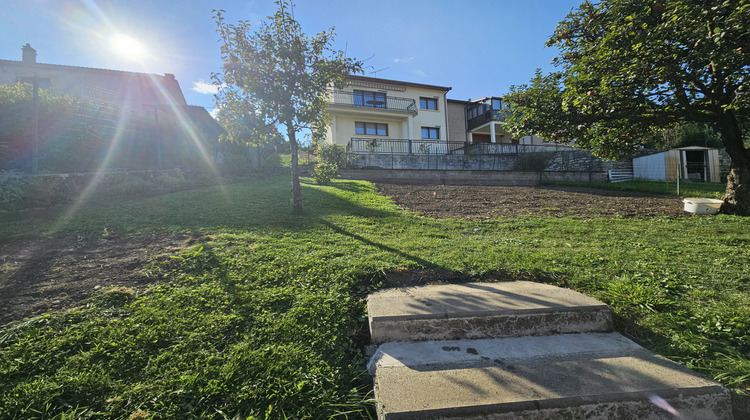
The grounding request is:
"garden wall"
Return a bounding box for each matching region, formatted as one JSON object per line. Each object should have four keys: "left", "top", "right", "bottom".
{"left": 350, "top": 149, "right": 629, "bottom": 173}
{"left": 339, "top": 169, "right": 608, "bottom": 186}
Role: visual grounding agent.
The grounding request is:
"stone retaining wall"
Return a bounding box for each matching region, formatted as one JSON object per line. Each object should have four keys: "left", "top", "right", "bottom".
{"left": 339, "top": 168, "right": 608, "bottom": 186}
{"left": 350, "top": 149, "right": 631, "bottom": 173}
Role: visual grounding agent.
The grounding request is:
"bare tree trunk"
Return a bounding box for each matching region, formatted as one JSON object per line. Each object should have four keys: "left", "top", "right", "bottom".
{"left": 286, "top": 121, "right": 303, "bottom": 212}
{"left": 718, "top": 113, "right": 750, "bottom": 216}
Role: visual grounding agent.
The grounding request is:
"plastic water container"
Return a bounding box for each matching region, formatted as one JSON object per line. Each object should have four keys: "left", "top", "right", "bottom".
{"left": 683, "top": 197, "right": 722, "bottom": 214}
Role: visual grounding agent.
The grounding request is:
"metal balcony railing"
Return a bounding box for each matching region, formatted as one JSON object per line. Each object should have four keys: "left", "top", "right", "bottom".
{"left": 347, "top": 138, "right": 464, "bottom": 155}
{"left": 346, "top": 138, "right": 576, "bottom": 155}
{"left": 329, "top": 90, "right": 417, "bottom": 113}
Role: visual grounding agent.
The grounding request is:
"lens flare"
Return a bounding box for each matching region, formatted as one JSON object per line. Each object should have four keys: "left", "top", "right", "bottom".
{"left": 111, "top": 34, "right": 147, "bottom": 61}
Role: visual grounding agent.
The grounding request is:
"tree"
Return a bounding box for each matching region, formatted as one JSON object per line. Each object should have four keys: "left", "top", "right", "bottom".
{"left": 504, "top": 0, "right": 750, "bottom": 215}
{"left": 213, "top": 1, "right": 362, "bottom": 211}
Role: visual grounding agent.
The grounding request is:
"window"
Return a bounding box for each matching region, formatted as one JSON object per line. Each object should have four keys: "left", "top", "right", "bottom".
{"left": 355, "top": 121, "right": 388, "bottom": 136}
{"left": 353, "top": 90, "right": 386, "bottom": 108}
{"left": 420, "top": 97, "right": 438, "bottom": 110}
{"left": 492, "top": 98, "right": 503, "bottom": 110}
{"left": 421, "top": 127, "right": 440, "bottom": 139}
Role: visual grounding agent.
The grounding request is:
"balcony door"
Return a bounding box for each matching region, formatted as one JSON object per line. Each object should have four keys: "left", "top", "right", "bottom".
{"left": 353, "top": 90, "right": 386, "bottom": 108}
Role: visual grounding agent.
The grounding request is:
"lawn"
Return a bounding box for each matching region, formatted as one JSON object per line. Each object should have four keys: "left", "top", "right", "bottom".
{"left": 0, "top": 174, "right": 748, "bottom": 419}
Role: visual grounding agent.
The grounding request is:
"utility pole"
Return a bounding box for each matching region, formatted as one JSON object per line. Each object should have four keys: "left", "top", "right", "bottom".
{"left": 31, "top": 73, "right": 40, "bottom": 173}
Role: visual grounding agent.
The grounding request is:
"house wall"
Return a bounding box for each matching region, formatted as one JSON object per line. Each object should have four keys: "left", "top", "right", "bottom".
{"left": 326, "top": 77, "right": 449, "bottom": 147}
{"left": 329, "top": 114, "right": 410, "bottom": 147}
{"left": 446, "top": 101, "right": 467, "bottom": 143}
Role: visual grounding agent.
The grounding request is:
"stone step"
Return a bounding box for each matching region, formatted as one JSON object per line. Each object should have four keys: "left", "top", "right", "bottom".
{"left": 367, "top": 281, "right": 613, "bottom": 344}
{"left": 368, "top": 332, "right": 733, "bottom": 420}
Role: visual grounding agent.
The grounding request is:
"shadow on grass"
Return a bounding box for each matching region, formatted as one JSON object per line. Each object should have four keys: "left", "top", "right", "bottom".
{"left": 0, "top": 176, "right": 400, "bottom": 237}
{"left": 320, "top": 220, "right": 438, "bottom": 270}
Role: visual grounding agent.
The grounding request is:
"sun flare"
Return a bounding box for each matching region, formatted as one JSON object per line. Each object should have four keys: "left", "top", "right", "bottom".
{"left": 110, "top": 34, "right": 147, "bottom": 61}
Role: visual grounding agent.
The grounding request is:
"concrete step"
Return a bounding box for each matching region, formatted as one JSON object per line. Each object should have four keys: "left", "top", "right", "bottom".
{"left": 368, "top": 332, "right": 733, "bottom": 420}
{"left": 367, "top": 281, "right": 613, "bottom": 344}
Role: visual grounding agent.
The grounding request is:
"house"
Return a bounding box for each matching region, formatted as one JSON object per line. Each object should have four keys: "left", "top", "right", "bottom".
{"left": 0, "top": 44, "right": 223, "bottom": 172}
{"left": 326, "top": 75, "right": 562, "bottom": 156}
{"left": 0, "top": 44, "right": 187, "bottom": 110}
{"left": 325, "top": 75, "right": 453, "bottom": 154}
{"left": 633, "top": 146, "right": 721, "bottom": 182}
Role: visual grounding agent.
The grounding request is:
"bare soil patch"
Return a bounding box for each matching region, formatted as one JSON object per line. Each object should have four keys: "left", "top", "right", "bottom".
{"left": 376, "top": 184, "right": 687, "bottom": 219}
{"left": 0, "top": 233, "right": 191, "bottom": 326}
{"left": 0, "top": 183, "right": 686, "bottom": 326}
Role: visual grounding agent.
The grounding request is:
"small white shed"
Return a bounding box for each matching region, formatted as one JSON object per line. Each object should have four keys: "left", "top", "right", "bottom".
{"left": 633, "top": 146, "right": 721, "bottom": 182}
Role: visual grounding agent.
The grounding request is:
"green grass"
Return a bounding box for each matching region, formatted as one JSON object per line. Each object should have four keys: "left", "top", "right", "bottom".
{"left": 548, "top": 179, "right": 726, "bottom": 199}
{"left": 1, "top": 175, "right": 748, "bottom": 418}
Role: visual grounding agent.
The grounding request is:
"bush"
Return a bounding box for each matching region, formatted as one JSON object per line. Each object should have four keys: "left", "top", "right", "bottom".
{"left": 312, "top": 144, "right": 349, "bottom": 184}
{"left": 312, "top": 163, "right": 337, "bottom": 184}
{"left": 316, "top": 143, "right": 347, "bottom": 168}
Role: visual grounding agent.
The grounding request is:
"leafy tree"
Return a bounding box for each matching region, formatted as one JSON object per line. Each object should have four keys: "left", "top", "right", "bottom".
{"left": 213, "top": 1, "right": 362, "bottom": 211}
{"left": 504, "top": 0, "right": 750, "bottom": 215}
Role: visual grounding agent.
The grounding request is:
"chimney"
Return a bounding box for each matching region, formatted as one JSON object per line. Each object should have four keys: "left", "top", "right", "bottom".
{"left": 22, "top": 43, "right": 36, "bottom": 64}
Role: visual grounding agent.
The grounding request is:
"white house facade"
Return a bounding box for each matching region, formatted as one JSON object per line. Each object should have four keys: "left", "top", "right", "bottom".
{"left": 325, "top": 75, "right": 453, "bottom": 154}
{"left": 327, "top": 75, "right": 563, "bottom": 155}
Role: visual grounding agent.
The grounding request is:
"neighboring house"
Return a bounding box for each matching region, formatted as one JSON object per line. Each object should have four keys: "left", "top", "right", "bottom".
{"left": 325, "top": 75, "right": 453, "bottom": 154}
{"left": 327, "top": 75, "right": 563, "bottom": 156}
{"left": 449, "top": 97, "right": 548, "bottom": 147}
{"left": 0, "top": 44, "right": 223, "bottom": 171}
{"left": 0, "top": 44, "right": 187, "bottom": 110}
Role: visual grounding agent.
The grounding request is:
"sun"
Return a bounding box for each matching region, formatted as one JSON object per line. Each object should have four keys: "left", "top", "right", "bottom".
{"left": 110, "top": 34, "right": 147, "bottom": 61}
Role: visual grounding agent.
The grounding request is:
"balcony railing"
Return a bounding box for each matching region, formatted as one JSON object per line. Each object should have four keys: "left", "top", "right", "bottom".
{"left": 347, "top": 138, "right": 464, "bottom": 155}
{"left": 347, "top": 138, "right": 575, "bottom": 155}
{"left": 329, "top": 90, "right": 417, "bottom": 114}
{"left": 467, "top": 109, "right": 507, "bottom": 130}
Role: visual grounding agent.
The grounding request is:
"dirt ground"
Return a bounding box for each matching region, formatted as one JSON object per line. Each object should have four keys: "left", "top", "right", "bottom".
{"left": 0, "top": 184, "right": 687, "bottom": 326}
{"left": 0, "top": 232, "right": 191, "bottom": 326}
{"left": 376, "top": 184, "right": 687, "bottom": 219}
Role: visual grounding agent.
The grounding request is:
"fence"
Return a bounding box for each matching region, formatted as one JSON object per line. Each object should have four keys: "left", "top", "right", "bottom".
{"left": 346, "top": 138, "right": 577, "bottom": 156}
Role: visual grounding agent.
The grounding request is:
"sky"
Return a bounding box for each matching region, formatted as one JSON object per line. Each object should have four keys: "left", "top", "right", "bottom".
{"left": 1, "top": 0, "right": 584, "bottom": 113}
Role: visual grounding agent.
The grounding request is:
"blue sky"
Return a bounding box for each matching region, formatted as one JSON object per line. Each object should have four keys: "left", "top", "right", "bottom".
{"left": 1, "top": 0, "right": 583, "bottom": 112}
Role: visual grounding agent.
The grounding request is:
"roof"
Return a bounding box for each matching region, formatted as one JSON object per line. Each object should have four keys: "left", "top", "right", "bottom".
{"left": 183, "top": 106, "right": 225, "bottom": 137}
{"left": 0, "top": 58, "right": 187, "bottom": 107}
{"left": 346, "top": 74, "right": 452, "bottom": 92}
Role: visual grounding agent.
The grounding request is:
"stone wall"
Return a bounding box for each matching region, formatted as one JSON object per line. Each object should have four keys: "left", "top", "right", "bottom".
{"left": 350, "top": 149, "right": 630, "bottom": 173}
{"left": 339, "top": 168, "right": 608, "bottom": 186}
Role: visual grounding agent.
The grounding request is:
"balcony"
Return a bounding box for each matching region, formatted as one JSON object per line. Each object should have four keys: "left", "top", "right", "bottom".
{"left": 347, "top": 138, "right": 465, "bottom": 155}
{"left": 466, "top": 97, "right": 507, "bottom": 130}
{"left": 329, "top": 90, "right": 417, "bottom": 114}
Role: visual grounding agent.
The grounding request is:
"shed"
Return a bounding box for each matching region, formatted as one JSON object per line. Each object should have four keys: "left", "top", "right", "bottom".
{"left": 633, "top": 146, "right": 721, "bottom": 183}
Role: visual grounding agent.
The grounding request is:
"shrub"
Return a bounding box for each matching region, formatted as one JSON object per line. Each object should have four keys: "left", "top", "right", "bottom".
{"left": 312, "top": 163, "right": 337, "bottom": 184}
{"left": 316, "top": 143, "right": 347, "bottom": 168}
{"left": 312, "top": 143, "right": 348, "bottom": 184}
